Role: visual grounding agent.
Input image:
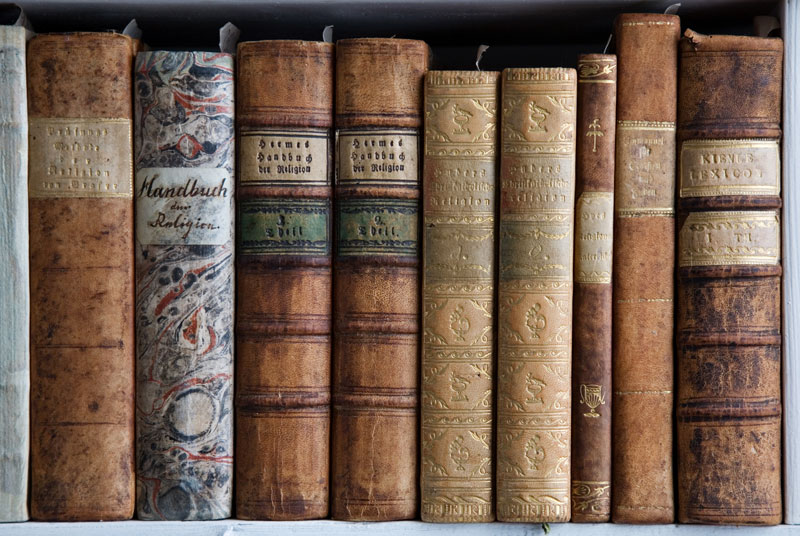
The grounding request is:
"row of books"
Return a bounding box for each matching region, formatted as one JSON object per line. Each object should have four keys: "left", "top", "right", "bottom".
{"left": 0, "top": 10, "right": 784, "bottom": 526}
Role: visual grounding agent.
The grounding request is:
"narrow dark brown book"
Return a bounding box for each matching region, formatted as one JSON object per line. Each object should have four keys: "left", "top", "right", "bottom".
{"left": 571, "top": 54, "right": 616, "bottom": 523}
{"left": 331, "top": 38, "right": 428, "bottom": 521}
{"left": 612, "top": 13, "right": 679, "bottom": 524}
{"left": 676, "top": 30, "right": 783, "bottom": 525}
{"left": 236, "top": 40, "right": 334, "bottom": 520}
{"left": 27, "top": 32, "right": 137, "bottom": 521}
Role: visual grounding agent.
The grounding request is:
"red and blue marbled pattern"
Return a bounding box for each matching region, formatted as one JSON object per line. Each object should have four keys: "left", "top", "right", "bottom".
{"left": 134, "top": 51, "right": 234, "bottom": 521}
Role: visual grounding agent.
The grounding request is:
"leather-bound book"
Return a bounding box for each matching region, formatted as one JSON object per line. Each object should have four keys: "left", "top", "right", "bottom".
{"left": 27, "top": 32, "right": 137, "bottom": 521}
{"left": 421, "top": 70, "right": 499, "bottom": 523}
{"left": 134, "top": 51, "right": 234, "bottom": 521}
{"left": 612, "top": 13, "right": 679, "bottom": 524}
{"left": 0, "top": 24, "right": 28, "bottom": 522}
{"left": 236, "top": 40, "right": 333, "bottom": 521}
{"left": 496, "top": 67, "right": 576, "bottom": 523}
{"left": 676, "top": 30, "right": 783, "bottom": 525}
{"left": 571, "top": 54, "right": 616, "bottom": 523}
{"left": 332, "top": 38, "right": 428, "bottom": 521}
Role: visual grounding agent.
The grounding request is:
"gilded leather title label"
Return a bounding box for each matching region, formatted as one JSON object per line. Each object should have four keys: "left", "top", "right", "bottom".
{"left": 239, "top": 198, "right": 330, "bottom": 256}
{"left": 239, "top": 128, "right": 329, "bottom": 187}
{"left": 679, "top": 210, "right": 780, "bottom": 267}
{"left": 337, "top": 130, "right": 419, "bottom": 187}
{"left": 615, "top": 120, "right": 675, "bottom": 216}
{"left": 680, "top": 139, "right": 780, "bottom": 198}
{"left": 337, "top": 198, "right": 418, "bottom": 257}
{"left": 29, "top": 117, "right": 132, "bottom": 198}
{"left": 575, "top": 192, "right": 613, "bottom": 283}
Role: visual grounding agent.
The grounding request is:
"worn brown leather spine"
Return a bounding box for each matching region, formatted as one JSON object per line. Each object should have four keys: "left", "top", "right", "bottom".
{"left": 332, "top": 38, "right": 428, "bottom": 521}
{"left": 612, "top": 13, "right": 678, "bottom": 524}
{"left": 497, "top": 67, "right": 576, "bottom": 523}
{"left": 571, "top": 54, "right": 616, "bottom": 523}
{"left": 676, "top": 30, "right": 783, "bottom": 525}
{"left": 421, "top": 70, "right": 498, "bottom": 523}
{"left": 27, "top": 32, "right": 137, "bottom": 521}
{"left": 236, "top": 40, "right": 334, "bottom": 521}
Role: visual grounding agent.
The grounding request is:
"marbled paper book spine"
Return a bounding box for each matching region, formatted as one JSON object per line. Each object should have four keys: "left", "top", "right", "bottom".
{"left": 496, "top": 67, "right": 576, "bottom": 523}
{"left": 0, "top": 25, "right": 28, "bottom": 523}
{"left": 421, "top": 70, "right": 499, "bottom": 523}
{"left": 134, "top": 51, "right": 234, "bottom": 521}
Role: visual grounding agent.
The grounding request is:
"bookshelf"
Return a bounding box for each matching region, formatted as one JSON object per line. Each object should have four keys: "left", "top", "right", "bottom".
{"left": 7, "top": 0, "right": 797, "bottom": 532}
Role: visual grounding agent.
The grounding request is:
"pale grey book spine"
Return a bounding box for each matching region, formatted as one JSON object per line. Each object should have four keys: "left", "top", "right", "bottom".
{"left": 0, "top": 25, "right": 29, "bottom": 522}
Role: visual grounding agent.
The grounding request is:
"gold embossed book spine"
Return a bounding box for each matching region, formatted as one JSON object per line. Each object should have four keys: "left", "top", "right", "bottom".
{"left": 496, "top": 67, "right": 576, "bottom": 523}
{"left": 236, "top": 40, "right": 333, "bottom": 521}
{"left": 571, "top": 54, "right": 615, "bottom": 523}
{"left": 676, "top": 30, "right": 783, "bottom": 525}
{"left": 134, "top": 51, "right": 234, "bottom": 521}
{"left": 421, "top": 70, "right": 498, "bottom": 523}
{"left": 612, "top": 13, "right": 679, "bottom": 524}
{"left": 27, "top": 33, "right": 138, "bottom": 521}
{"left": 332, "top": 38, "right": 428, "bottom": 521}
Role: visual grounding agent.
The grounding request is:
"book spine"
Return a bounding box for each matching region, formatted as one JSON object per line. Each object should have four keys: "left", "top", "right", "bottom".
{"left": 133, "top": 51, "right": 234, "bottom": 521}
{"left": 332, "top": 38, "right": 428, "bottom": 521}
{"left": 783, "top": 0, "right": 800, "bottom": 525}
{"left": 496, "top": 67, "right": 576, "bottom": 523}
{"left": 235, "top": 40, "right": 333, "bottom": 521}
{"left": 27, "top": 32, "right": 137, "bottom": 521}
{"left": 676, "top": 30, "right": 783, "bottom": 525}
{"left": 0, "top": 25, "right": 28, "bottom": 522}
{"left": 612, "top": 13, "right": 679, "bottom": 524}
{"left": 420, "top": 70, "right": 499, "bottom": 523}
{"left": 571, "top": 54, "right": 616, "bottom": 523}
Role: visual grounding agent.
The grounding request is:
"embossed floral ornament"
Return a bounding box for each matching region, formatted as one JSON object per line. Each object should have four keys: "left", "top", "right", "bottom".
{"left": 449, "top": 304, "right": 470, "bottom": 342}
{"left": 525, "top": 435, "right": 546, "bottom": 471}
{"left": 526, "top": 302, "right": 547, "bottom": 339}
{"left": 449, "top": 436, "right": 471, "bottom": 471}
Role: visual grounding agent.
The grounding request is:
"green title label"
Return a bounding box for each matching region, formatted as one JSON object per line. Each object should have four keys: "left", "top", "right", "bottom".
{"left": 239, "top": 198, "right": 330, "bottom": 256}
{"left": 337, "top": 198, "right": 418, "bottom": 257}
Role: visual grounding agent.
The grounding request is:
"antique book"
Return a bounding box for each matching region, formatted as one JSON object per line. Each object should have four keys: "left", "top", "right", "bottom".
{"left": 612, "top": 13, "right": 679, "bottom": 524}
{"left": 27, "top": 32, "right": 137, "bottom": 521}
{"left": 236, "top": 40, "right": 333, "bottom": 521}
{"left": 496, "top": 67, "right": 576, "bottom": 523}
{"left": 332, "top": 38, "right": 428, "bottom": 521}
{"left": 676, "top": 30, "right": 783, "bottom": 525}
{"left": 421, "top": 70, "right": 498, "bottom": 523}
{"left": 134, "top": 51, "right": 234, "bottom": 521}
{"left": 0, "top": 24, "right": 28, "bottom": 523}
{"left": 570, "top": 53, "right": 616, "bottom": 523}
{"left": 784, "top": 0, "right": 800, "bottom": 526}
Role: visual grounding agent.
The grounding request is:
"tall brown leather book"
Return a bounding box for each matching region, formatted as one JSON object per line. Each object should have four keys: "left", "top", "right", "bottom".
{"left": 612, "top": 13, "right": 679, "bottom": 524}
{"left": 27, "top": 32, "right": 137, "bottom": 521}
{"left": 236, "top": 40, "right": 334, "bottom": 521}
{"left": 571, "top": 54, "right": 616, "bottom": 523}
{"left": 331, "top": 38, "right": 428, "bottom": 521}
{"left": 676, "top": 30, "right": 783, "bottom": 525}
{"left": 421, "top": 70, "right": 498, "bottom": 523}
{"left": 496, "top": 67, "right": 576, "bottom": 523}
